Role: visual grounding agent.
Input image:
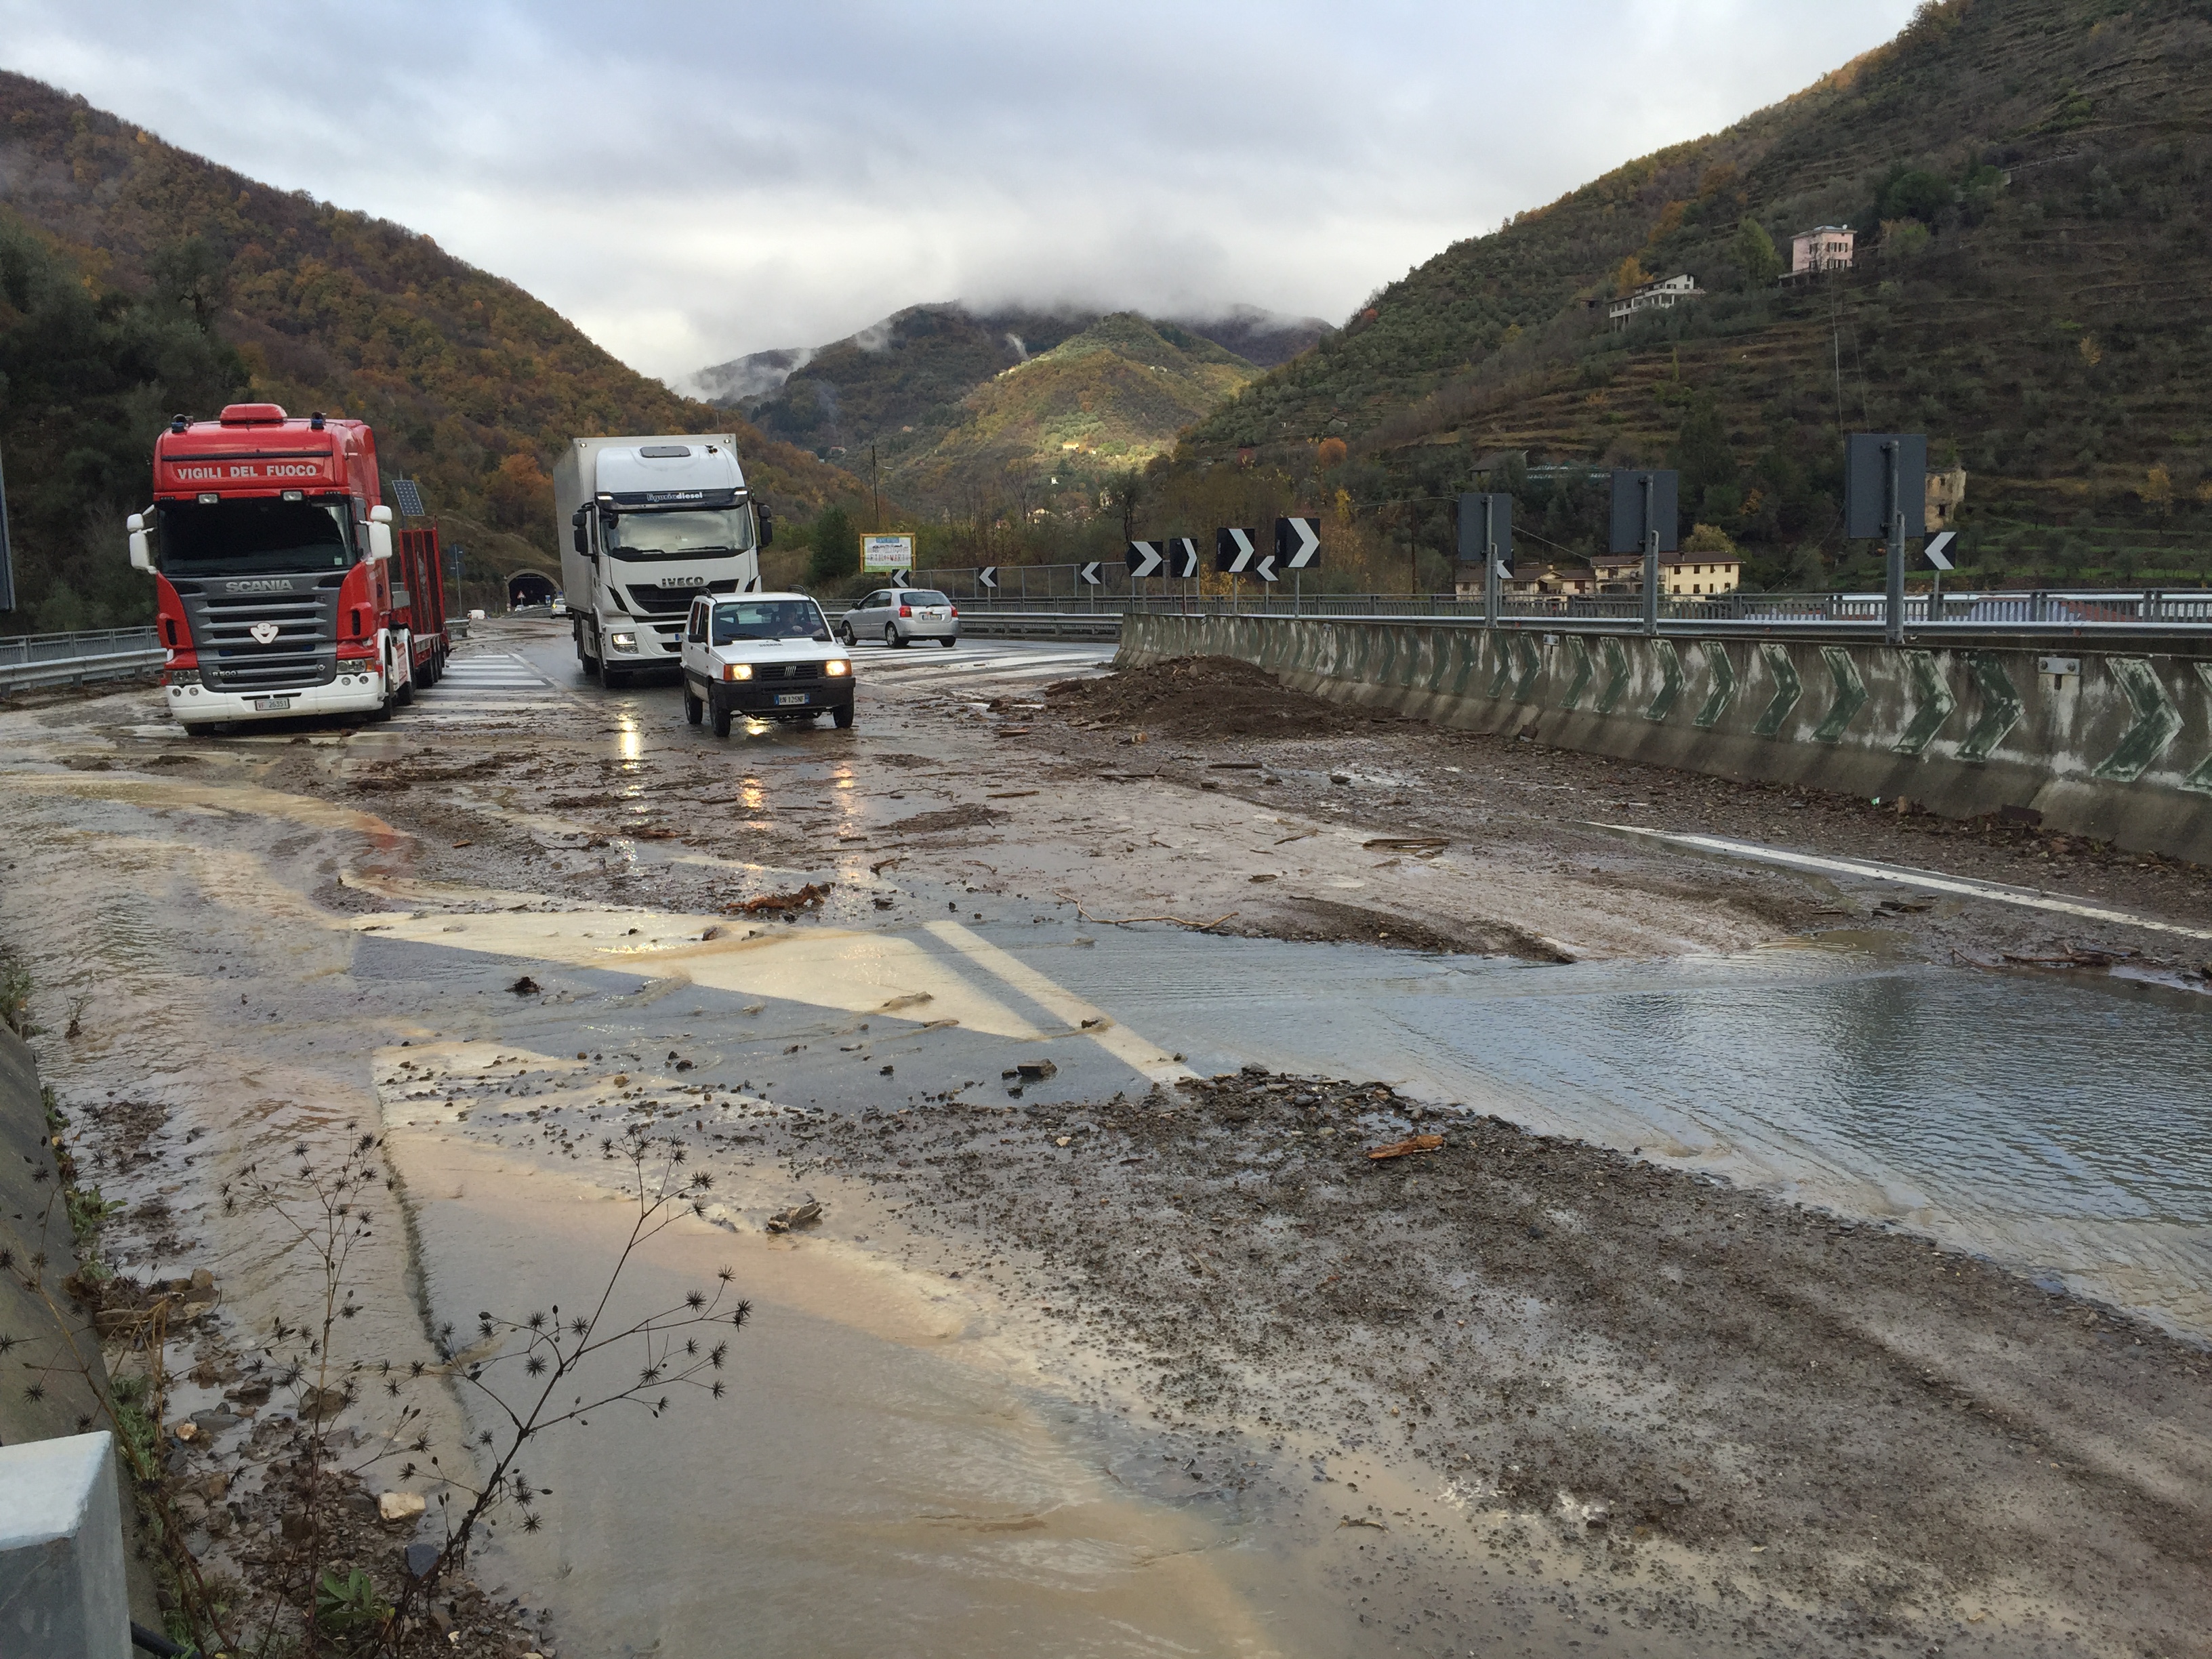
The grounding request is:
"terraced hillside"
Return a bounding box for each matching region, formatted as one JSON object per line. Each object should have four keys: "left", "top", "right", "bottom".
{"left": 1185, "top": 0, "right": 2212, "bottom": 584}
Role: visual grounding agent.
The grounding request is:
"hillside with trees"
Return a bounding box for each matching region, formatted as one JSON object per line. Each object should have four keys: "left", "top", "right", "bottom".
{"left": 1182, "top": 0, "right": 2212, "bottom": 590}
{"left": 0, "top": 70, "right": 864, "bottom": 629}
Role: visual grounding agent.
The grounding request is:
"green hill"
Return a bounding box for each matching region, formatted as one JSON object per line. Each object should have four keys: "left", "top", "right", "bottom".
{"left": 1183, "top": 0, "right": 2212, "bottom": 587}
{"left": 872, "top": 312, "right": 1261, "bottom": 511}
{"left": 0, "top": 70, "right": 863, "bottom": 628}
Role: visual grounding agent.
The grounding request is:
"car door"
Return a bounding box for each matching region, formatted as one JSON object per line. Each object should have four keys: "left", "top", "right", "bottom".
{"left": 851, "top": 590, "right": 884, "bottom": 634}
{"left": 682, "top": 596, "right": 708, "bottom": 680}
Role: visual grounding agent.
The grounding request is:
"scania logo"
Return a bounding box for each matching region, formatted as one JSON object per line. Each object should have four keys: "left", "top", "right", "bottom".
{"left": 249, "top": 623, "right": 281, "bottom": 645}
{"left": 224, "top": 579, "right": 295, "bottom": 594}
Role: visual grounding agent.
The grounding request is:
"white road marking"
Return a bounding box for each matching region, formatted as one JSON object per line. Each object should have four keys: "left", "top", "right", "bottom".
{"left": 924, "top": 920, "right": 1195, "bottom": 1082}
{"left": 405, "top": 651, "right": 569, "bottom": 726}
{"left": 1597, "top": 823, "right": 2212, "bottom": 943}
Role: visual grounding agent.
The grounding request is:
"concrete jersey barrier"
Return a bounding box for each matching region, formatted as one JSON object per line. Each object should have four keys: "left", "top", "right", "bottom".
{"left": 1118, "top": 615, "right": 2212, "bottom": 866}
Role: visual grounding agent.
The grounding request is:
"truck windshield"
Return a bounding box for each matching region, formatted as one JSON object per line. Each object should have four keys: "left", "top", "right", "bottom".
{"left": 712, "top": 600, "right": 825, "bottom": 642}
{"left": 157, "top": 497, "right": 354, "bottom": 575}
{"left": 607, "top": 506, "right": 757, "bottom": 560}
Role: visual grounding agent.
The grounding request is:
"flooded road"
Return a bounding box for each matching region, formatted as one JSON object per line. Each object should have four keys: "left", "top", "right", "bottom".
{"left": 5, "top": 621, "right": 2209, "bottom": 1658}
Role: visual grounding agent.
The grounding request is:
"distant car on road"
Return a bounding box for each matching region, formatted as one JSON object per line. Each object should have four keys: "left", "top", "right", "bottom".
{"left": 681, "top": 592, "right": 854, "bottom": 737}
{"left": 468, "top": 609, "right": 487, "bottom": 621}
{"left": 840, "top": 587, "right": 958, "bottom": 648}
{"left": 550, "top": 596, "right": 567, "bottom": 617}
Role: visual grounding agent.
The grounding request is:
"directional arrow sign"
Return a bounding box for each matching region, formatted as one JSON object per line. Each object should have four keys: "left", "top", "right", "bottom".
{"left": 1165, "top": 537, "right": 1200, "bottom": 579}
{"left": 1215, "top": 527, "right": 1257, "bottom": 573}
{"left": 1253, "top": 552, "right": 1279, "bottom": 583}
{"left": 1078, "top": 562, "right": 1105, "bottom": 587}
{"left": 1923, "top": 531, "right": 1955, "bottom": 571}
{"left": 1275, "top": 516, "right": 1321, "bottom": 569}
{"left": 977, "top": 565, "right": 999, "bottom": 590}
{"left": 1126, "top": 540, "right": 1164, "bottom": 577}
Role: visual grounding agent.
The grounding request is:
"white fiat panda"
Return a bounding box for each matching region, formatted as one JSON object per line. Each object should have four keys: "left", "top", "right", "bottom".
{"left": 680, "top": 592, "right": 855, "bottom": 737}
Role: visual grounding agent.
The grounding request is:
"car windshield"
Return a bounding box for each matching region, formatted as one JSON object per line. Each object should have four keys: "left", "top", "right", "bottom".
{"left": 712, "top": 600, "right": 825, "bottom": 643}
{"left": 607, "top": 506, "right": 757, "bottom": 560}
{"left": 156, "top": 497, "right": 354, "bottom": 575}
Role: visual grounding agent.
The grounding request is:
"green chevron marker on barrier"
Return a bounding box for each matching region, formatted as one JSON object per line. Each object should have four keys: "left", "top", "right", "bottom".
{"left": 1753, "top": 643, "right": 1802, "bottom": 737}
{"left": 1512, "top": 634, "right": 1542, "bottom": 702}
{"left": 2184, "top": 664, "right": 2212, "bottom": 796}
{"left": 1893, "top": 650, "right": 1957, "bottom": 756}
{"left": 1396, "top": 626, "right": 1423, "bottom": 688}
{"left": 1644, "top": 639, "right": 1683, "bottom": 722}
{"left": 1694, "top": 641, "right": 1736, "bottom": 729}
{"left": 1813, "top": 647, "right": 1869, "bottom": 743}
{"left": 1559, "top": 636, "right": 1593, "bottom": 710}
{"left": 1448, "top": 632, "right": 1481, "bottom": 699}
{"left": 1486, "top": 635, "right": 1515, "bottom": 699}
{"left": 1595, "top": 636, "right": 1632, "bottom": 715}
{"left": 2093, "top": 656, "right": 2183, "bottom": 781}
{"left": 1957, "top": 652, "right": 2023, "bottom": 763}
{"left": 1425, "top": 629, "right": 1455, "bottom": 694}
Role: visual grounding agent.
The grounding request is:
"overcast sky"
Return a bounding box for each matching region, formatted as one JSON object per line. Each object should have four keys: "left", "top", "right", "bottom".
{"left": 3, "top": 1, "right": 1919, "bottom": 389}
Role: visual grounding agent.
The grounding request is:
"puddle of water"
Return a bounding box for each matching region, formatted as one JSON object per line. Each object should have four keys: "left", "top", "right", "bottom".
{"left": 1021, "top": 925, "right": 2212, "bottom": 1337}
{"left": 388, "top": 1134, "right": 1299, "bottom": 1659}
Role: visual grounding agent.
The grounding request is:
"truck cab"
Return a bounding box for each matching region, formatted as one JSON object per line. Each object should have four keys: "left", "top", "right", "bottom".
{"left": 554, "top": 435, "right": 767, "bottom": 687}
{"left": 679, "top": 592, "right": 854, "bottom": 737}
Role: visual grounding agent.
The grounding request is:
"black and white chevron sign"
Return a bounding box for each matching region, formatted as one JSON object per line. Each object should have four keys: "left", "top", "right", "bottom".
{"left": 977, "top": 565, "right": 999, "bottom": 590}
{"left": 1253, "top": 552, "right": 1279, "bottom": 583}
{"left": 1215, "top": 527, "right": 1257, "bottom": 573}
{"left": 1274, "top": 516, "right": 1321, "bottom": 569}
{"left": 1164, "top": 537, "right": 1200, "bottom": 579}
{"left": 1126, "top": 540, "right": 1164, "bottom": 577}
{"left": 1078, "top": 561, "right": 1105, "bottom": 587}
{"left": 1923, "top": 531, "right": 1956, "bottom": 571}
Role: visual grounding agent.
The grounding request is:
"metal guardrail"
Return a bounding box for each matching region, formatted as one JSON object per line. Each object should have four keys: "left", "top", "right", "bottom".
{"left": 0, "top": 627, "right": 164, "bottom": 693}
{"left": 909, "top": 578, "right": 2212, "bottom": 641}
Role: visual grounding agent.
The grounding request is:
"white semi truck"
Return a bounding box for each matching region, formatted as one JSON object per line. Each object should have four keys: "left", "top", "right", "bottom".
{"left": 554, "top": 434, "right": 770, "bottom": 687}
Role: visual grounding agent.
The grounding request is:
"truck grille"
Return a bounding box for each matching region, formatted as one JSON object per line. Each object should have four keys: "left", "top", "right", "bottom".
{"left": 626, "top": 579, "right": 745, "bottom": 615}
{"left": 173, "top": 576, "right": 341, "bottom": 693}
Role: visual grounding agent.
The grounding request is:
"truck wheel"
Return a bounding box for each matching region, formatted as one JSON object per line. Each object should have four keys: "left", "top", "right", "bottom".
{"left": 832, "top": 703, "right": 855, "bottom": 730}
{"left": 396, "top": 676, "right": 415, "bottom": 706}
{"left": 711, "top": 696, "right": 733, "bottom": 739}
{"left": 684, "top": 686, "right": 703, "bottom": 726}
{"left": 180, "top": 722, "right": 216, "bottom": 737}
{"left": 598, "top": 659, "right": 628, "bottom": 690}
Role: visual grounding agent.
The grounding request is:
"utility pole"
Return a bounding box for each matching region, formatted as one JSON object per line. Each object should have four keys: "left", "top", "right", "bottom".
{"left": 870, "top": 443, "right": 880, "bottom": 531}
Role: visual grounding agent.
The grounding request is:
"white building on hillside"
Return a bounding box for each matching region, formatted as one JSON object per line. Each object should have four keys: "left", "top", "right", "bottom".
{"left": 1607, "top": 273, "right": 1703, "bottom": 329}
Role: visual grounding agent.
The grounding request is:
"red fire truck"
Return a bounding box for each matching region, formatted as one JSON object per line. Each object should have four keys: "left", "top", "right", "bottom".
{"left": 129, "top": 403, "right": 449, "bottom": 732}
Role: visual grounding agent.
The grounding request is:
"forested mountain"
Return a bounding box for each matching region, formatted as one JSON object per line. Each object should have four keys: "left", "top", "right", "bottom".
{"left": 0, "top": 70, "right": 863, "bottom": 629}
{"left": 1184, "top": 0, "right": 2212, "bottom": 588}
{"left": 697, "top": 302, "right": 1324, "bottom": 465}
{"left": 871, "top": 312, "right": 1261, "bottom": 513}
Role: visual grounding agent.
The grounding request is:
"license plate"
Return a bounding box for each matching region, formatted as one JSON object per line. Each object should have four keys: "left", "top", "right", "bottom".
{"left": 775, "top": 692, "right": 809, "bottom": 706}
{"left": 253, "top": 697, "right": 293, "bottom": 711}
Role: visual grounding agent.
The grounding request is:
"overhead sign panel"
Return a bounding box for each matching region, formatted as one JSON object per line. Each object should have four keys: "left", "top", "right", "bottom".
{"left": 1214, "top": 527, "right": 1257, "bottom": 573}
{"left": 1126, "top": 539, "right": 1164, "bottom": 577}
{"left": 1274, "top": 517, "right": 1321, "bottom": 569}
{"left": 1843, "top": 434, "right": 1928, "bottom": 540}
{"left": 861, "top": 533, "right": 914, "bottom": 571}
{"left": 1607, "top": 470, "right": 1679, "bottom": 554}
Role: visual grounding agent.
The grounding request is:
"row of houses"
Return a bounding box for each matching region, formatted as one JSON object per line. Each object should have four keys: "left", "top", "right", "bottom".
{"left": 1457, "top": 552, "right": 1744, "bottom": 600}
{"left": 1605, "top": 225, "right": 1857, "bottom": 328}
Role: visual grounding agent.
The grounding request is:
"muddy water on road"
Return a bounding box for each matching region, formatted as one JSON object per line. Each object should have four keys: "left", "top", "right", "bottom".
{"left": 6, "top": 691, "right": 2210, "bottom": 1656}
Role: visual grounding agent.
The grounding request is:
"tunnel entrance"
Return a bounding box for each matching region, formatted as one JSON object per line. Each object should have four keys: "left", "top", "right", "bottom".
{"left": 508, "top": 570, "right": 558, "bottom": 608}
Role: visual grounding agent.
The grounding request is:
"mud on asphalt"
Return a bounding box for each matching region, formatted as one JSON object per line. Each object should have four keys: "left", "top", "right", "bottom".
{"left": 752, "top": 1067, "right": 2212, "bottom": 1658}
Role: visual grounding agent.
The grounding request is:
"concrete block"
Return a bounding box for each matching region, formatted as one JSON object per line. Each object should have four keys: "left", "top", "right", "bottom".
{"left": 0, "top": 1431, "right": 131, "bottom": 1659}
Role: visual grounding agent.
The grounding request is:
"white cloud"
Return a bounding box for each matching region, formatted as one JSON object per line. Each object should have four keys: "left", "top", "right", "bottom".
{"left": 0, "top": 0, "right": 1921, "bottom": 381}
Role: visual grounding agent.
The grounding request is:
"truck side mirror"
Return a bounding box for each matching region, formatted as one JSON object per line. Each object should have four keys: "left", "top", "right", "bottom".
{"left": 573, "top": 524, "right": 587, "bottom": 555}
{"left": 126, "top": 513, "right": 152, "bottom": 571}
{"left": 368, "top": 504, "right": 394, "bottom": 563}
{"left": 758, "top": 506, "right": 774, "bottom": 548}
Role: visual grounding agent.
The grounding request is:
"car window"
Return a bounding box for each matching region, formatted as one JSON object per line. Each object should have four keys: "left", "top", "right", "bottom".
{"left": 712, "top": 599, "right": 826, "bottom": 643}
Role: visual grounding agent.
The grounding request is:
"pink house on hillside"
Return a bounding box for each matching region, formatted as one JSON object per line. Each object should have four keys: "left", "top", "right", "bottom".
{"left": 1790, "top": 226, "right": 1855, "bottom": 274}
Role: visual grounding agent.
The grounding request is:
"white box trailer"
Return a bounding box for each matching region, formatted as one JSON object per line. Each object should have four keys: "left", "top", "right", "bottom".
{"left": 554, "top": 434, "right": 768, "bottom": 687}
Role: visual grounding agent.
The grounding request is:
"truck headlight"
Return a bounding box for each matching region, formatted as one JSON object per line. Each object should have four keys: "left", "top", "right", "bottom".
{"left": 824, "top": 659, "right": 850, "bottom": 676}
{"left": 722, "top": 663, "right": 753, "bottom": 681}
{"left": 609, "top": 632, "right": 638, "bottom": 653}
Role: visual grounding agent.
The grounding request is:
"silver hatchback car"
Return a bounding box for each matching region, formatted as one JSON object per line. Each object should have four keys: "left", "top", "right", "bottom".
{"left": 840, "top": 586, "right": 960, "bottom": 649}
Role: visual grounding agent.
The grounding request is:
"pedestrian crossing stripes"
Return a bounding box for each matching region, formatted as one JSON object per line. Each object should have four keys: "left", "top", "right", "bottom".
{"left": 402, "top": 650, "right": 569, "bottom": 726}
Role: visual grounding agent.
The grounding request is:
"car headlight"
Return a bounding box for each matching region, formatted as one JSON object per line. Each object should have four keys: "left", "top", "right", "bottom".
{"left": 609, "top": 632, "right": 637, "bottom": 652}
{"left": 722, "top": 663, "right": 753, "bottom": 681}
{"left": 824, "top": 659, "right": 850, "bottom": 676}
